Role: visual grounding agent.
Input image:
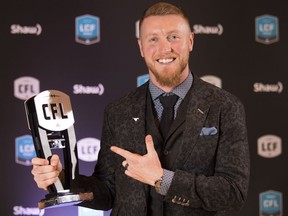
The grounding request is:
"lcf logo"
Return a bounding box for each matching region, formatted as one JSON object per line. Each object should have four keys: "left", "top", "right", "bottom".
{"left": 257, "top": 134, "right": 282, "bottom": 158}
{"left": 259, "top": 190, "right": 282, "bottom": 216}
{"left": 15, "top": 135, "right": 36, "bottom": 166}
{"left": 75, "top": 14, "right": 100, "bottom": 45}
{"left": 255, "top": 15, "right": 279, "bottom": 44}
{"left": 137, "top": 74, "right": 150, "bottom": 87}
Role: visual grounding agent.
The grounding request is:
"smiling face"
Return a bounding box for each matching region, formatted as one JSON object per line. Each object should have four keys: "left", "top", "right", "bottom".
{"left": 138, "top": 14, "right": 194, "bottom": 91}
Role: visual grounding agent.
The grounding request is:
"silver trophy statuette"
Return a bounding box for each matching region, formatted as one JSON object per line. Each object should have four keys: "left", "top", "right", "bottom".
{"left": 24, "top": 90, "right": 93, "bottom": 209}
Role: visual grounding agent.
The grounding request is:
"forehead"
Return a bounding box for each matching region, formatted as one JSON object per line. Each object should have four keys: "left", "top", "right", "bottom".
{"left": 140, "top": 15, "right": 190, "bottom": 35}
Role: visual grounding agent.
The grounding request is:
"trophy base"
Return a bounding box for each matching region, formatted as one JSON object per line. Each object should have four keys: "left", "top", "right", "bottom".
{"left": 38, "top": 192, "right": 93, "bottom": 209}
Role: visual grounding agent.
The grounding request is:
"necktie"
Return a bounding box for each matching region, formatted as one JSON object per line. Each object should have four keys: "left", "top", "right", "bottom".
{"left": 159, "top": 94, "right": 178, "bottom": 139}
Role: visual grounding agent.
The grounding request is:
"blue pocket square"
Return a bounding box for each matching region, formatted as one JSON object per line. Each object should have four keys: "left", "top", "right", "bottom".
{"left": 200, "top": 127, "right": 218, "bottom": 136}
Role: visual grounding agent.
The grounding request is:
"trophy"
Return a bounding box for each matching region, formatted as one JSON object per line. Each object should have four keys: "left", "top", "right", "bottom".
{"left": 24, "top": 90, "right": 93, "bottom": 209}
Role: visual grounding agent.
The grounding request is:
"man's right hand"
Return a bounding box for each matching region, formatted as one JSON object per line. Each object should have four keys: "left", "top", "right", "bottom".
{"left": 31, "top": 154, "right": 63, "bottom": 191}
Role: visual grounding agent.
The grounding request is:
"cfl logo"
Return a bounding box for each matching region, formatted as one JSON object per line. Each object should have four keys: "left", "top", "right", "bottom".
{"left": 14, "top": 76, "right": 40, "bottom": 100}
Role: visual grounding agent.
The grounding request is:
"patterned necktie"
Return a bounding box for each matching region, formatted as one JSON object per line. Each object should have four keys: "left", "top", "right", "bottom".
{"left": 159, "top": 94, "right": 179, "bottom": 139}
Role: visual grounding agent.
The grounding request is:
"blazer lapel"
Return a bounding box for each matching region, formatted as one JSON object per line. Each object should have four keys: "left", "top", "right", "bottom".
{"left": 125, "top": 83, "right": 148, "bottom": 155}
{"left": 172, "top": 76, "right": 211, "bottom": 169}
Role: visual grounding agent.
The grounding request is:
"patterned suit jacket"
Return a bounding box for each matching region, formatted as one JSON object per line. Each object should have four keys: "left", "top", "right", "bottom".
{"left": 77, "top": 74, "right": 250, "bottom": 216}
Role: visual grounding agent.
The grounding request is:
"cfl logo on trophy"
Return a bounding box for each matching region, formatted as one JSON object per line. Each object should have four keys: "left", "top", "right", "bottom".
{"left": 75, "top": 15, "right": 100, "bottom": 45}
{"left": 259, "top": 190, "right": 282, "bottom": 216}
{"left": 33, "top": 90, "right": 74, "bottom": 132}
{"left": 14, "top": 76, "right": 40, "bottom": 100}
{"left": 15, "top": 135, "right": 36, "bottom": 166}
{"left": 257, "top": 135, "right": 282, "bottom": 158}
{"left": 255, "top": 15, "right": 279, "bottom": 44}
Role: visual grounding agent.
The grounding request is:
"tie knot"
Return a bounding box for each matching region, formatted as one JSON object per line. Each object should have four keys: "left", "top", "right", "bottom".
{"left": 159, "top": 94, "right": 178, "bottom": 108}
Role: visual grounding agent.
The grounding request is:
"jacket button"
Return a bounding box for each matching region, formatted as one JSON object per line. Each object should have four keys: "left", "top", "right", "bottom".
{"left": 163, "top": 149, "right": 169, "bottom": 155}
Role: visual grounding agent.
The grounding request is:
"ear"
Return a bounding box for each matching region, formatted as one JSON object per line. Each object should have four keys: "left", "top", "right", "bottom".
{"left": 189, "top": 32, "right": 194, "bottom": 52}
{"left": 138, "top": 39, "right": 144, "bottom": 57}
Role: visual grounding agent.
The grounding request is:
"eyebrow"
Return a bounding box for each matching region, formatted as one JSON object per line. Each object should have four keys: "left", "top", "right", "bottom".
{"left": 145, "top": 30, "right": 181, "bottom": 37}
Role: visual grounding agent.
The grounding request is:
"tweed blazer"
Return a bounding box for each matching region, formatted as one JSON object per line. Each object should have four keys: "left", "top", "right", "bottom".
{"left": 77, "top": 74, "right": 250, "bottom": 216}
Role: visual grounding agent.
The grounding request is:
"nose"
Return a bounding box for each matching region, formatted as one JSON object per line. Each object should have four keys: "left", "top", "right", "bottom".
{"left": 158, "top": 39, "right": 172, "bottom": 53}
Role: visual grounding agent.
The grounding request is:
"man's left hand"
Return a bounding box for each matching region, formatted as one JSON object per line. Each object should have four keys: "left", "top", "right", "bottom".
{"left": 110, "top": 134, "right": 163, "bottom": 186}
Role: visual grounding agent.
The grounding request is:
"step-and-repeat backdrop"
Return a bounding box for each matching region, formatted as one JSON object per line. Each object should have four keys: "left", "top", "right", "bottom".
{"left": 1, "top": 0, "right": 287, "bottom": 215}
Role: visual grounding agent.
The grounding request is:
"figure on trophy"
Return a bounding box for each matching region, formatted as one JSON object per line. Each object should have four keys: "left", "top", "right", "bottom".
{"left": 24, "top": 90, "right": 93, "bottom": 209}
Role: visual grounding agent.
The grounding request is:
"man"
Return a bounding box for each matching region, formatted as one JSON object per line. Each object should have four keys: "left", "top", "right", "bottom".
{"left": 31, "top": 2, "right": 250, "bottom": 215}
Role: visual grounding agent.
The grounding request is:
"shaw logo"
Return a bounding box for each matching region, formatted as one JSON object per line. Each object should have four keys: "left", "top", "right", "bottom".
{"left": 200, "top": 75, "right": 222, "bottom": 88}
{"left": 77, "top": 137, "right": 101, "bottom": 162}
{"left": 255, "top": 15, "right": 279, "bottom": 44}
{"left": 257, "top": 135, "right": 282, "bottom": 158}
{"left": 259, "top": 190, "right": 282, "bottom": 216}
{"left": 78, "top": 206, "right": 104, "bottom": 216}
{"left": 11, "top": 24, "right": 42, "bottom": 35}
{"left": 75, "top": 15, "right": 100, "bottom": 45}
{"left": 14, "top": 76, "right": 40, "bottom": 100}
{"left": 254, "top": 82, "right": 283, "bottom": 93}
{"left": 13, "top": 206, "right": 45, "bottom": 216}
{"left": 193, "top": 24, "right": 223, "bottom": 35}
{"left": 73, "top": 84, "right": 104, "bottom": 95}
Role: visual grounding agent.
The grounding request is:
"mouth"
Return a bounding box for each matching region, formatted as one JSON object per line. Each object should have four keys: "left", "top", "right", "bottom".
{"left": 156, "top": 58, "right": 176, "bottom": 64}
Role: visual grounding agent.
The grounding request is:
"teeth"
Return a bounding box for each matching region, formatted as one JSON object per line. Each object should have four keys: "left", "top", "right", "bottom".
{"left": 158, "top": 58, "right": 174, "bottom": 63}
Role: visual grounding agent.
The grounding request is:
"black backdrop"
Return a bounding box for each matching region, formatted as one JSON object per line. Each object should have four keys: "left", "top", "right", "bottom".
{"left": 1, "top": 0, "right": 287, "bottom": 216}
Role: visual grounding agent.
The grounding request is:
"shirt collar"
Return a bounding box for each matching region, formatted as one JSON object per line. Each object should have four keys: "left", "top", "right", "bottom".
{"left": 149, "top": 72, "right": 193, "bottom": 101}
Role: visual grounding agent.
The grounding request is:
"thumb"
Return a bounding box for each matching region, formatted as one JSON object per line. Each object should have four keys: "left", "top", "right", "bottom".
{"left": 50, "top": 154, "right": 62, "bottom": 171}
{"left": 145, "top": 134, "right": 156, "bottom": 154}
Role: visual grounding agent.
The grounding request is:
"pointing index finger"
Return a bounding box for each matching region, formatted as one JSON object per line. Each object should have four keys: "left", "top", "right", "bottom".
{"left": 110, "top": 146, "right": 133, "bottom": 159}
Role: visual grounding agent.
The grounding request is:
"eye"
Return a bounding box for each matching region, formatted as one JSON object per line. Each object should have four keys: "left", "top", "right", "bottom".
{"left": 167, "top": 35, "right": 179, "bottom": 41}
{"left": 148, "top": 37, "right": 158, "bottom": 43}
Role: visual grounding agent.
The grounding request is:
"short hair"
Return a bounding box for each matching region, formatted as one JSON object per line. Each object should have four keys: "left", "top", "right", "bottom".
{"left": 139, "top": 2, "right": 191, "bottom": 30}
